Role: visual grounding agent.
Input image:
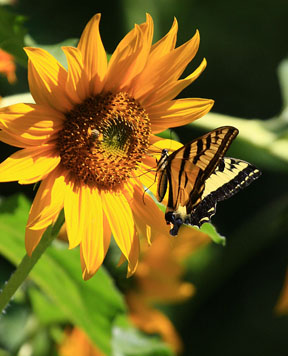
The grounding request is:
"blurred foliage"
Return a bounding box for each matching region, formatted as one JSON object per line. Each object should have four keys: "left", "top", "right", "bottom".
{"left": 0, "top": 1, "right": 288, "bottom": 356}
{"left": 0, "top": 7, "right": 26, "bottom": 66}
{"left": 0, "top": 195, "right": 174, "bottom": 356}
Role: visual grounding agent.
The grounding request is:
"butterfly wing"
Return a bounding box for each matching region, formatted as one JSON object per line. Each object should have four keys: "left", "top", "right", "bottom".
{"left": 189, "top": 157, "right": 262, "bottom": 227}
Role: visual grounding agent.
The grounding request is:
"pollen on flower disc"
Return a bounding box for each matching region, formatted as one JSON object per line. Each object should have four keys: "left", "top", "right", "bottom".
{"left": 57, "top": 92, "right": 151, "bottom": 190}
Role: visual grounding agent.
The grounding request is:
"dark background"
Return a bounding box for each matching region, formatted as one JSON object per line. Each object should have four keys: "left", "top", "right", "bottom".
{"left": 0, "top": 1, "right": 288, "bottom": 355}
{"left": 10, "top": 0, "right": 288, "bottom": 120}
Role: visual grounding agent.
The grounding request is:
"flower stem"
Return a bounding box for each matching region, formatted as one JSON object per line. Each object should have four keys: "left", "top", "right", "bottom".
{"left": 0, "top": 210, "right": 65, "bottom": 313}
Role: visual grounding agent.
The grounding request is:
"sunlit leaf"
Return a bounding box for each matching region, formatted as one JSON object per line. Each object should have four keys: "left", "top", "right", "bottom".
{"left": 278, "top": 58, "right": 288, "bottom": 110}
{"left": 199, "top": 223, "right": 226, "bottom": 246}
{"left": 112, "top": 315, "right": 174, "bottom": 356}
{"left": 193, "top": 112, "right": 288, "bottom": 172}
{"left": 0, "top": 93, "right": 34, "bottom": 107}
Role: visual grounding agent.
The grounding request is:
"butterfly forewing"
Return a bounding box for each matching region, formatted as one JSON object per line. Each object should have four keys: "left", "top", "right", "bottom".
{"left": 166, "top": 126, "right": 239, "bottom": 212}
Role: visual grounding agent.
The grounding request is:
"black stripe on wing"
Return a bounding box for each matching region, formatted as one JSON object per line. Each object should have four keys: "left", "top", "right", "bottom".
{"left": 189, "top": 158, "right": 262, "bottom": 227}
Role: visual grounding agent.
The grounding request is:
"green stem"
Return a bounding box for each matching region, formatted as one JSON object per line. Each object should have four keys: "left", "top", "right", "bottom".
{"left": 0, "top": 210, "right": 65, "bottom": 313}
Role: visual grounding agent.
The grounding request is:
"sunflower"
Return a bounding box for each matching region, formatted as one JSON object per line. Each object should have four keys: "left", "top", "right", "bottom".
{"left": 0, "top": 14, "right": 213, "bottom": 279}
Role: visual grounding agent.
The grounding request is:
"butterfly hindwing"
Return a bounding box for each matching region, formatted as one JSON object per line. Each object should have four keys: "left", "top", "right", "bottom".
{"left": 189, "top": 157, "right": 262, "bottom": 227}
{"left": 156, "top": 126, "right": 261, "bottom": 236}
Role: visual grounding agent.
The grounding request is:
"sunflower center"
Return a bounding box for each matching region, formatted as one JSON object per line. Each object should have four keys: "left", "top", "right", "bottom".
{"left": 57, "top": 92, "right": 151, "bottom": 189}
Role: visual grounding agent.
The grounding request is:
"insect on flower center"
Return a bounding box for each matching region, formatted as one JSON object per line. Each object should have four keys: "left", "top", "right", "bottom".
{"left": 57, "top": 92, "right": 151, "bottom": 189}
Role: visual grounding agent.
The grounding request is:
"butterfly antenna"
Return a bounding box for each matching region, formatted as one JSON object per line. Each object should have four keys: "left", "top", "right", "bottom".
{"left": 141, "top": 172, "right": 158, "bottom": 205}
{"left": 130, "top": 165, "right": 157, "bottom": 179}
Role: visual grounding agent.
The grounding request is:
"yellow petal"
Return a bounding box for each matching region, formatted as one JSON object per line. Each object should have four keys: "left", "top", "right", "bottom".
{"left": 131, "top": 183, "right": 169, "bottom": 239}
{"left": 79, "top": 245, "right": 86, "bottom": 278}
{"left": 0, "top": 103, "right": 63, "bottom": 146}
{"left": 64, "top": 184, "right": 101, "bottom": 250}
{"left": 136, "top": 164, "right": 157, "bottom": 195}
{"left": 0, "top": 144, "right": 60, "bottom": 184}
{"left": 63, "top": 182, "right": 83, "bottom": 249}
{"left": 65, "top": 184, "right": 111, "bottom": 275}
{"left": 104, "top": 15, "right": 153, "bottom": 92}
{"left": 126, "top": 230, "right": 139, "bottom": 277}
{"left": 101, "top": 190, "right": 137, "bottom": 266}
{"left": 80, "top": 211, "right": 111, "bottom": 280}
{"left": 27, "top": 167, "right": 66, "bottom": 229}
{"left": 110, "top": 184, "right": 139, "bottom": 277}
{"left": 133, "top": 30, "right": 200, "bottom": 100}
{"left": 117, "top": 252, "right": 126, "bottom": 267}
{"left": 25, "top": 227, "right": 47, "bottom": 256}
{"left": 77, "top": 14, "right": 107, "bottom": 95}
{"left": 80, "top": 186, "right": 106, "bottom": 274}
{"left": 0, "top": 130, "right": 28, "bottom": 148}
{"left": 142, "top": 58, "right": 207, "bottom": 107}
{"left": 24, "top": 47, "right": 73, "bottom": 112}
{"left": 103, "top": 25, "right": 142, "bottom": 92}
{"left": 62, "top": 47, "right": 89, "bottom": 103}
{"left": 149, "top": 17, "right": 178, "bottom": 59}
{"left": 149, "top": 137, "right": 183, "bottom": 152}
{"left": 148, "top": 98, "right": 214, "bottom": 133}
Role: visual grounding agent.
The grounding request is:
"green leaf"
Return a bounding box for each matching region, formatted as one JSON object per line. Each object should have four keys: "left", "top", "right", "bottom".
{"left": 0, "top": 302, "right": 30, "bottom": 351}
{"left": 199, "top": 222, "right": 226, "bottom": 246}
{"left": 0, "top": 7, "right": 27, "bottom": 67}
{"left": 0, "top": 349, "right": 9, "bottom": 356}
{"left": 112, "top": 315, "right": 174, "bottom": 356}
{"left": 278, "top": 58, "right": 288, "bottom": 109}
{"left": 192, "top": 112, "right": 288, "bottom": 173}
{"left": 156, "top": 129, "right": 180, "bottom": 142}
{"left": 113, "top": 328, "right": 174, "bottom": 356}
{"left": 28, "top": 286, "right": 68, "bottom": 324}
{"left": 0, "top": 194, "right": 125, "bottom": 355}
